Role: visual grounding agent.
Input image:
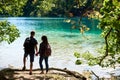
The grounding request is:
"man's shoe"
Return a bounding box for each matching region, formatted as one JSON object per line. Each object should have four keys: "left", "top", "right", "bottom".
{"left": 29, "top": 72, "right": 32, "bottom": 75}
{"left": 22, "top": 66, "right": 26, "bottom": 71}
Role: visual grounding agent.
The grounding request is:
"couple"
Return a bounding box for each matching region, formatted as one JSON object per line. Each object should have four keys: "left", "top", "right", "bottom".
{"left": 22, "top": 31, "right": 51, "bottom": 75}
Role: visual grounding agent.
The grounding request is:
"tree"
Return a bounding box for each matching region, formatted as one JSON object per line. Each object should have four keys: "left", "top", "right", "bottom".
{"left": 23, "top": 0, "right": 56, "bottom": 17}
{"left": 74, "top": 0, "right": 120, "bottom": 67}
{"left": 0, "top": 0, "right": 23, "bottom": 43}
{"left": 98, "top": 0, "right": 120, "bottom": 66}
{"left": 0, "top": 0, "right": 26, "bottom": 16}
{"left": 0, "top": 0, "right": 104, "bottom": 17}
{"left": 0, "top": 21, "right": 20, "bottom": 44}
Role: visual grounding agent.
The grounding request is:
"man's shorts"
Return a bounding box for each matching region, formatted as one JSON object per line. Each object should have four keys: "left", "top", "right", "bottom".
{"left": 24, "top": 53, "right": 34, "bottom": 62}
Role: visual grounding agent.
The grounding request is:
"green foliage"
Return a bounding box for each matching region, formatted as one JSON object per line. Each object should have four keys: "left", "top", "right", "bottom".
{"left": 0, "top": 21, "right": 20, "bottom": 44}
{"left": 22, "top": 0, "right": 58, "bottom": 16}
{"left": 0, "top": 0, "right": 26, "bottom": 16}
{"left": 117, "top": 57, "right": 120, "bottom": 63}
{"left": 75, "top": 59, "right": 82, "bottom": 65}
{"left": 81, "top": 51, "right": 99, "bottom": 66}
{"left": 98, "top": 0, "right": 120, "bottom": 66}
{"left": 0, "top": 0, "right": 104, "bottom": 17}
{"left": 81, "top": 51, "right": 94, "bottom": 60}
{"left": 74, "top": 51, "right": 100, "bottom": 66}
{"left": 0, "top": 0, "right": 57, "bottom": 17}
{"left": 37, "top": 0, "right": 56, "bottom": 16}
{"left": 74, "top": 52, "right": 82, "bottom": 65}
{"left": 0, "top": 0, "right": 21, "bottom": 44}
{"left": 87, "top": 59, "right": 98, "bottom": 66}
{"left": 74, "top": 52, "right": 80, "bottom": 58}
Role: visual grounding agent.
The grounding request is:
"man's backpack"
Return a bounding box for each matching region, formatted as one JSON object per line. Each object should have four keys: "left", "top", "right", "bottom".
{"left": 24, "top": 37, "right": 31, "bottom": 49}
{"left": 45, "top": 44, "right": 51, "bottom": 57}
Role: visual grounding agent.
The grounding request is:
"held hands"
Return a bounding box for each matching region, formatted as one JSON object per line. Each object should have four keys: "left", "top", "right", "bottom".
{"left": 35, "top": 52, "right": 39, "bottom": 56}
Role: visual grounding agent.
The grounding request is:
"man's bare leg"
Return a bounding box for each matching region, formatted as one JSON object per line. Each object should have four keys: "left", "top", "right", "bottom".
{"left": 29, "top": 62, "right": 33, "bottom": 75}
{"left": 22, "top": 57, "right": 26, "bottom": 70}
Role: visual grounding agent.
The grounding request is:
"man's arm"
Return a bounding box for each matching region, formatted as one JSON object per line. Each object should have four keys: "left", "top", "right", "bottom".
{"left": 35, "top": 44, "right": 39, "bottom": 56}
{"left": 23, "top": 40, "right": 25, "bottom": 47}
{"left": 35, "top": 44, "right": 38, "bottom": 53}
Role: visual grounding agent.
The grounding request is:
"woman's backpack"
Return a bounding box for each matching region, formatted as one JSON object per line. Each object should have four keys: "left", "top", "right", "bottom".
{"left": 45, "top": 44, "right": 51, "bottom": 57}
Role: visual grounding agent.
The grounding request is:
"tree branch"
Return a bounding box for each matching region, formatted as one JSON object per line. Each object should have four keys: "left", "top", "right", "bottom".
{"left": 9, "top": 67, "right": 86, "bottom": 80}
{"left": 99, "top": 28, "right": 112, "bottom": 65}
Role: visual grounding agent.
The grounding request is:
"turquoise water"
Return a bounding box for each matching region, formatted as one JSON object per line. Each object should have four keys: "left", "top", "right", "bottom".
{"left": 0, "top": 17, "right": 103, "bottom": 71}
{"left": 1, "top": 17, "right": 100, "bottom": 33}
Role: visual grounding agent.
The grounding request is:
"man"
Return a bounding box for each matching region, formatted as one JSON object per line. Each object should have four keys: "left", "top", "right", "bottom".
{"left": 22, "top": 31, "right": 38, "bottom": 75}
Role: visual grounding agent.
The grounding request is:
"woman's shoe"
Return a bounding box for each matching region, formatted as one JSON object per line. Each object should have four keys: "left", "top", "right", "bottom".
{"left": 40, "top": 71, "right": 44, "bottom": 74}
{"left": 46, "top": 71, "right": 48, "bottom": 74}
{"left": 22, "top": 66, "right": 26, "bottom": 71}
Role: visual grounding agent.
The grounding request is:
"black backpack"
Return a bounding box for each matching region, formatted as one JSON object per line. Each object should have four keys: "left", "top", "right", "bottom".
{"left": 24, "top": 37, "right": 31, "bottom": 49}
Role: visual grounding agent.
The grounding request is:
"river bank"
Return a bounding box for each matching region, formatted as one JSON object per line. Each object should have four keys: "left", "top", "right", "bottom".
{"left": 0, "top": 68, "right": 86, "bottom": 80}
{"left": 0, "top": 66, "right": 120, "bottom": 80}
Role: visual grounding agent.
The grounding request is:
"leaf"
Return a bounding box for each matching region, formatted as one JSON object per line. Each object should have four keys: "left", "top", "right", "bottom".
{"left": 0, "top": 20, "right": 20, "bottom": 44}
{"left": 75, "top": 59, "right": 82, "bottom": 65}
{"left": 74, "top": 52, "right": 80, "bottom": 58}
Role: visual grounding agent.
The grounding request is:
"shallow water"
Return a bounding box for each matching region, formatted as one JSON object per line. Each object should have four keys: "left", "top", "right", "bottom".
{"left": 0, "top": 17, "right": 104, "bottom": 72}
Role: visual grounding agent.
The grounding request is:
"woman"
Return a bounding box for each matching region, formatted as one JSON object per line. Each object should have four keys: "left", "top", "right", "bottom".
{"left": 36, "top": 35, "right": 51, "bottom": 74}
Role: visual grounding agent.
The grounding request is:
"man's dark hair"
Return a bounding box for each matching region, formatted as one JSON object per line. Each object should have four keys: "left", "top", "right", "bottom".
{"left": 30, "top": 31, "right": 35, "bottom": 36}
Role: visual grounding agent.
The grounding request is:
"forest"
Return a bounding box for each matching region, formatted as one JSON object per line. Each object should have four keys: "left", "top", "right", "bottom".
{"left": 0, "top": 0, "right": 120, "bottom": 79}
{"left": 0, "top": 0, "right": 102, "bottom": 17}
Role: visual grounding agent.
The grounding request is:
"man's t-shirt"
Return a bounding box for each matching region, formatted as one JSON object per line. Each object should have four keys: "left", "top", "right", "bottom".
{"left": 24, "top": 37, "right": 38, "bottom": 53}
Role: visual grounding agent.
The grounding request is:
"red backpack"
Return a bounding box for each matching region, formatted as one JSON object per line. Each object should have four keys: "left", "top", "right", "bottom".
{"left": 45, "top": 44, "right": 51, "bottom": 57}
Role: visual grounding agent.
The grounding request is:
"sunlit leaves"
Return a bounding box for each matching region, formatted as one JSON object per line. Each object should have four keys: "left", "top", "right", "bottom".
{"left": 0, "top": 0, "right": 104, "bottom": 17}
{"left": 117, "top": 57, "right": 120, "bottom": 63}
{"left": 75, "top": 60, "right": 82, "bottom": 65}
{"left": 0, "top": 1, "right": 21, "bottom": 44}
{"left": 74, "top": 52, "right": 80, "bottom": 58}
{"left": 74, "top": 51, "right": 99, "bottom": 66}
{"left": 80, "top": 25, "right": 90, "bottom": 34}
{"left": 98, "top": 0, "right": 120, "bottom": 66}
{"left": 74, "top": 52, "right": 82, "bottom": 65}
{"left": 0, "top": 0, "right": 26, "bottom": 16}
{"left": 40, "top": 0, "right": 54, "bottom": 11}
{"left": 30, "top": 0, "right": 56, "bottom": 16}
{"left": 0, "top": 21, "right": 20, "bottom": 44}
{"left": 87, "top": 11, "right": 102, "bottom": 19}
{"left": 81, "top": 51, "right": 94, "bottom": 60}
{"left": 64, "top": 19, "right": 90, "bottom": 34}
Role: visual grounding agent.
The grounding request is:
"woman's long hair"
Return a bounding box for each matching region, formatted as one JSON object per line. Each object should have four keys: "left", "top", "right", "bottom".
{"left": 41, "top": 35, "right": 48, "bottom": 46}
